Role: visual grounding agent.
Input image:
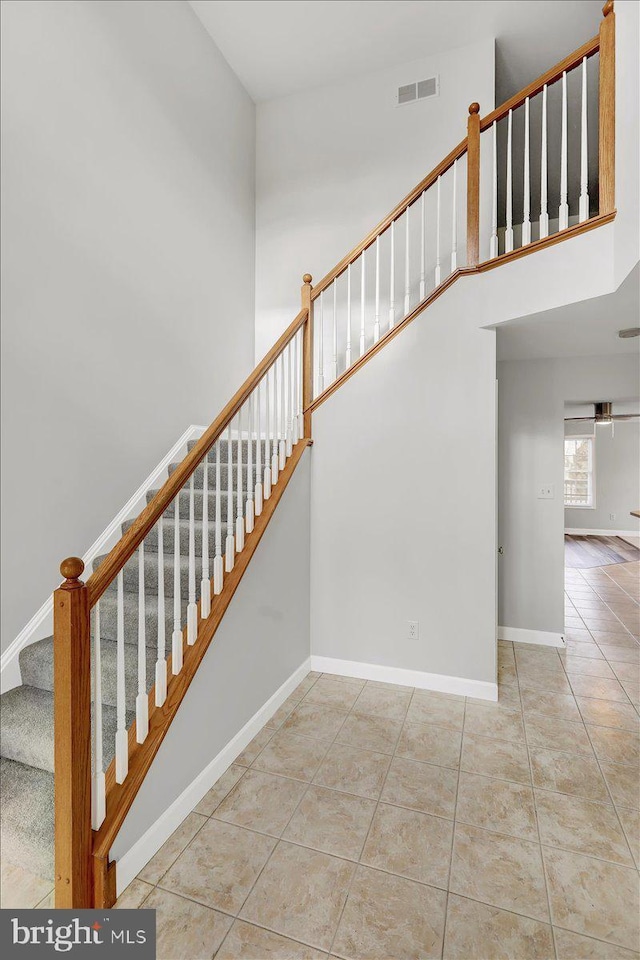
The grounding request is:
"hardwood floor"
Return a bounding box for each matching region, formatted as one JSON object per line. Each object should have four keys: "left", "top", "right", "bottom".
{"left": 565, "top": 533, "right": 640, "bottom": 569}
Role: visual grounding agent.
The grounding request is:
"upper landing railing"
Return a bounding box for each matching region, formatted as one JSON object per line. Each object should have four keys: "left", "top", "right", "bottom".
{"left": 53, "top": 1, "right": 616, "bottom": 909}
{"left": 306, "top": 1, "right": 615, "bottom": 410}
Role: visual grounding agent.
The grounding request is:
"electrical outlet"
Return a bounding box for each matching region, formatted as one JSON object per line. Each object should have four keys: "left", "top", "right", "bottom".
{"left": 610, "top": 513, "right": 616, "bottom": 521}
{"left": 538, "top": 484, "right": 555, "bottom": 499}
{"left": 408, "top": 621, "right": 419, "bottom": 640}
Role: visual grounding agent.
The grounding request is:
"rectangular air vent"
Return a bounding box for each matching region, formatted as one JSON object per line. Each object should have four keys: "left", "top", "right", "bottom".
{"left": 397, "top": 75, "right": 439, "bottom": 106}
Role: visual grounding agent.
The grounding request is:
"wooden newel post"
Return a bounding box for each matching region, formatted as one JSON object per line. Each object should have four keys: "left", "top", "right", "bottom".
{"left": 466, "top": 102, "right": 481, "bottom": 267}
{"left": 54, "top": 557, "right": 92, "bottom": 908}
{"left": 301, "top": 274, "right": 313, "bottom": 439}
{"left": 599, "top": 0, "right": 615, "bottom": 215}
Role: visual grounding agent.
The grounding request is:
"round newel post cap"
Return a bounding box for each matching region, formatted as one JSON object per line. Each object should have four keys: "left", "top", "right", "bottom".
{"left": 302, "top": 274, "right": 313, "bottom": 285}
{"left": 60, "top": 557, "right": 85, "bottom": 583}
{"left": 602, "top": 0, "right": 614, "bottom": 17}
{"left": 469, "top": 102, "right": 480, "bottom": 116}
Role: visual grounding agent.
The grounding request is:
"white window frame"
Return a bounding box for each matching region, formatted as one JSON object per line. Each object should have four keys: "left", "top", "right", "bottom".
{"left": 564, "top": 434, "right": 596, "bottom": 509}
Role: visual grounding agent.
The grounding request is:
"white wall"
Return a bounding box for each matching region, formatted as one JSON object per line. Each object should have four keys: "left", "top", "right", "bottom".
{"left": 112, "top": 449, "right": 311, "bottom": 864}
{"left": 564, "top": 417, "right": 640, "bottom": 533}
{"left": 498, "top": 354, "right": 640, "bottom": 636}
{"left": 0, "top": 0, "right": 255, "bottom": 651}
{"left": 614, "top": 0, "right": 640, "bottom": 287}
{"left": 255, "top": 38, "right": 495, "bottom": 360}
{"left": 310, "top": 279, "right": 497, "bottom": 689}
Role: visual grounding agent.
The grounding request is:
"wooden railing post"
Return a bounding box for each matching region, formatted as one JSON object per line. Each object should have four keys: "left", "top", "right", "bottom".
{"left": 467, "top": 102, "right": 481, "bottom": 266}
{"left": 54, "top": 557, "right": 92, "bottom": 908}
{"left": 599, "top": 0, "right": 615, "bottom": 214}
{"left": 301, "top": 274, "right": 313, "bottom": 438}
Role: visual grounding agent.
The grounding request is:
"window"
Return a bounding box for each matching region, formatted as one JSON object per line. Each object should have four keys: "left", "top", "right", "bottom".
{"left": 564, "top": 436, "right": 595, "bottom": 508}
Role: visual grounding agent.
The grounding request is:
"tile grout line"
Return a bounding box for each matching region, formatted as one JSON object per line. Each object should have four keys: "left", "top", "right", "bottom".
{"left": 324, "top": 681, "right": 411, "bottom": 958}
{"left": 440, "top": 692, "right": 467, "bottom": 959}
{"left": 513, "top": 642, "right": 559, "bottom": 960}
{"left": 568, "top": 571, "right": 640, "bottom": 870}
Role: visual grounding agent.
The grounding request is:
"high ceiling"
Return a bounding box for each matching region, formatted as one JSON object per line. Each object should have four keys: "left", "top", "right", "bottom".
{"left": 188, "top": 0, "right": 602, "bottom": 104}
{"left": 497, "top": 265, "right": 640, "bottom": 362}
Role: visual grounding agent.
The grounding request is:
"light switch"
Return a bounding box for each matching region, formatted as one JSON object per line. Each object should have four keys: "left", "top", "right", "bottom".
{"left": 538, "top": 484, "right": 555, "bottom": 499}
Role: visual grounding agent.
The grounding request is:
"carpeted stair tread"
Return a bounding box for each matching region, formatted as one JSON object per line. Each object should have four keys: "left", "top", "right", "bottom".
{"left": 122, "top": 516, "right": 232, "bottom": 555}
{"left": 93, "top": 548, "right": 205, "bottom": 598}
{"left": 0, "top": 685, "right": 130, "bottom": 774}
{"left": 0, "top": 758, "right": 54, "bottom": 880}
{"left": 21, "top": 634, "right": 158, "bottom": 703}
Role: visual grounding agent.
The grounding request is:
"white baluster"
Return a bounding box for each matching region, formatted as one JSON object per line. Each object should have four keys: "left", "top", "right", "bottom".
{"left": 332, "top": 280, "right": 339, "bottom": 376}
{"left": 255, "top": 380, "right": 264, "bottom": 513}
{"left": 451, "top": 159, "right": 458, "bottom": 271}
{"left": 559, "top": 70, "right": 569, "bottom": 230}
{"left": 246, "top": 393, "right": 255, "bottom": 532}
{"left": 374, "top": 239, "right": 381, "bottom": 342}
{"left": 317, "top": 292, "right": 325, "bottom": 394}
{"left": 155, "top": 516, "right": 167, "bottom": 706}
{"left": 345, "top": 265, "right": 352, "bottom": 367}
{"left": 419, "top": 191, "right": 426, "bottom": 300}
{"left": 264, "top": 373, "right": 272, "bottom": 499}
{"left": 237, "top": 406, "right": 246, "bottom": 551}
{"left": 171, "top": 482, "right": 183, "bottom": 673}
{"left": 404, "top": 209, "right": 410, "bottom": 314}
{"left": 136, "top": 543, "right": 148, "bottom": 743}
{"left": 286, "top": 342, "right": 293, "bottom": 455}
{"left": 200, "top": 452, "right": 211, "bottom": 618}
{"left": 579, "top": 57, "right": 589, "bottom": 223}
{"left": 505, "top": 109, "right": 514, "bottom": 253}
{"left": 187, "top": 474, "right": 198, "bottom": 644}
{"left": 271, "top": 365, "right": 279, "bottom": 485}
{"left": 389, "top": 221, "right": 395, "bottom": 328}
{"left": 540, "top": 84, "right": 549, "bottom": 239}
{"left": 278, "top": 353, "right": 286, "bottom": 470}
{"left": 359, "top": 250, "right": 366, "bottom": 355}
{"left": 115, "top": 569, "right": 128, "bottom": 784}
{"left": 522, "top": 97, "right": 532, "bottom": 246}
{"left": 434, "top": 176, "right": 442, "bottom": 287}
{"left": 213, "top": 441, "right": 223, "bottom": 594}
{"left": 225, "top": 424, "right": 235, "bottom": 571}
{"left": 296, "top": 330, "right": 304, "bottom": 438}
{"left": 92, "top": 602, "right": 105, "bottom": 828}
{"left": 490, "top": 122, "right": 499, "bottom": 258}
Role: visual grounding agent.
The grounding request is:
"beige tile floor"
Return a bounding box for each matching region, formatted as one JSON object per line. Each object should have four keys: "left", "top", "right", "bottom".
{"left": 3, "top": 560, "right": 639, "bottom": 959}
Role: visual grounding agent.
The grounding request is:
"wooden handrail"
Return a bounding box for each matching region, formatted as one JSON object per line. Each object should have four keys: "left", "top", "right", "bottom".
{"left": 479, "top": 34, "right": 600, "bottom": 132}
{"left": 306, "top": 211, "right": 615, "bottom": 416}
{"left": 599, "top": 1, "right": 615, "bottom": 214}
{"left": 310, "top": 136, "right": 468, "bottom": 301}
{"left": 85, "top": 308, "right": 308, "bottom": 608}
{"left": 91, "top": 438, "right": 312, "bottom": 872}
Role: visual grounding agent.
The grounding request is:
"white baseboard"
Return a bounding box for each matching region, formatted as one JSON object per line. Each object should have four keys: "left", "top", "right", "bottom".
{"left": 565, "top": 528, "right": 639, "bottom": 537}
{"left": 310, "top": 655, "right": 497, "bottom": 702}
{"left": 0, "top": 424, "right": 207, "bottom": 694}
{"left": 115, "top": 657, "right": 312, "bottom": 896}
{"left": 498, "top": 626, "right": 566, "bottom": 648}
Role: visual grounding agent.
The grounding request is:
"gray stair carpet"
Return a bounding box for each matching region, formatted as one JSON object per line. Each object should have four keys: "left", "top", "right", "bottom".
{"left": 1, "top": 450, "right": 235, "bottom": 882}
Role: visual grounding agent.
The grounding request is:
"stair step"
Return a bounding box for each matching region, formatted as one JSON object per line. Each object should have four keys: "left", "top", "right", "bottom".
{"left": 184, "top": 438, "right": 273, "bottom": 465}
{"left": 169, "top": 459, "right": 254, "bottom": 491}
{"left": 0, "top": 686, "right": 129, "bottom": 774}
{"left": 123, "top": 516, "right": 233, "bottom": 556}
{"left": 20, "top": 635, "right": 157, "bottom": 707}
{"left": 94, "top": 548, "right": 205, "bottom": 600}
{"left": 148, "top": 486, "right": 240, "bottom": 521}
{"left": 0, "top": 757, "right": 54, "bottom": 880}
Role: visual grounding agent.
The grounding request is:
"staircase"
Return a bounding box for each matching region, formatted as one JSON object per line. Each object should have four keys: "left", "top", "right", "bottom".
{"left": 0, "top": 439, "right": 258, "bottom": 882}
{"left": 0, "top": 2, "right": 617, "bottom": 909}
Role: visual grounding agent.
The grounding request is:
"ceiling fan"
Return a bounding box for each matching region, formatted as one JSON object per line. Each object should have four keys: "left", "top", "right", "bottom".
{"left": 565, "top": 401, "right": 640, "bottom": 424}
